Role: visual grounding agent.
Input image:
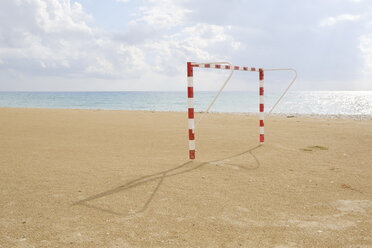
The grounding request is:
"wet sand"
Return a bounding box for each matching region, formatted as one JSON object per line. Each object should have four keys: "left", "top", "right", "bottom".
{"left": 0, "top": 108, "right": 371, "bottom": 247}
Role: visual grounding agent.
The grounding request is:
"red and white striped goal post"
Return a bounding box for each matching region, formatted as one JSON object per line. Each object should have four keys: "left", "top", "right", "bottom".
{"left": 187, "top": 61, "right": 297, "bottom": 160}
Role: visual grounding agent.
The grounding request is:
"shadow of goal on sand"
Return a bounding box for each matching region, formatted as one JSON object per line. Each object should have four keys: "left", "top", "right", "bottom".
{"left": 72, "top": 145, "right": 262, "bottom": 216}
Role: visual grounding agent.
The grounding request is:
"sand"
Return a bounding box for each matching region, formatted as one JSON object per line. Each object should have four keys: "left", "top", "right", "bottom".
{"left": 0, "top": 107, "right": 371, "bottom": 247}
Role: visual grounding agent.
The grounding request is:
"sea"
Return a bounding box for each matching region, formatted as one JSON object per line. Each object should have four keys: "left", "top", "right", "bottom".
{"left": 0, "top": 91, "right": 371, "bottom": 118}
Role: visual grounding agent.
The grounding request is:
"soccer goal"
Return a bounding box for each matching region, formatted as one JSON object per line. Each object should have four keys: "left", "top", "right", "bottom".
{"left": 186, "top": 61, "right": 297, "bottom": 160}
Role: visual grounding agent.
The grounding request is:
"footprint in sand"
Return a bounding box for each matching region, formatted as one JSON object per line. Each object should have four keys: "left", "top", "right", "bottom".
{"left": 300, "top": 145, "right": 328, "bottom": 152}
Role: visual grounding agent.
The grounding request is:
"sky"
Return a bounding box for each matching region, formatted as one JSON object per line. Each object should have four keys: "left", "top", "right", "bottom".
{"left": 0, "top": 0, "right": 371, "bottom": 92}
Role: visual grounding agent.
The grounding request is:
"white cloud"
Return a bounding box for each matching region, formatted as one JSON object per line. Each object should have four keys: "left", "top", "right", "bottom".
{"left": 0, "top": 0, "right": 240, "bottom": 81}
{"left": 112, "top": 1, "right": 240, "bottom": 76}
{"left": 0, "top": 0, "right": 149, "bottom": 79}
{"left": 0, "top": 0, "right": 371, "bottom": 91}
{"left": 320, "top": 14, "right": 360, "bottom": 26}
{"left": 131, "top": 0, "right": 191, "bottom": 29}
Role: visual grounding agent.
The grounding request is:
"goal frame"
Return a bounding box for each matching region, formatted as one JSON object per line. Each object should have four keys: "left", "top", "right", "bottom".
{"left": 187, "top": 61, "right": 265, "bottom": 160}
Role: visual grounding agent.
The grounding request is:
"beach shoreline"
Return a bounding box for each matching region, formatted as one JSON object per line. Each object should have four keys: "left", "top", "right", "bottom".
{"left": 1, "top": 106, "right": 372, "bottom": 120}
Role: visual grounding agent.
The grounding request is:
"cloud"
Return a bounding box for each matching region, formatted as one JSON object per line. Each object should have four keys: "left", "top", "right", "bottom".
{"left": 135, "top": 0, "right": 191, "bottom": 29}
{"left": 0, "top": 0, "right": 371, "bottom": 91}
{"left": 0, "top": 0, "right": 238, "bottom": 79}
{"left": 103, "top": 0, "right": 241, "bottom": 77}
{"left": 320, "top": 14, "right": 361, "bottom": 26}
{"left": 0, "top": 0, "right": 149, "bottom": 80}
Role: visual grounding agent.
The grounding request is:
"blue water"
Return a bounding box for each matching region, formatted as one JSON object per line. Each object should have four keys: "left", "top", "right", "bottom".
{"left": 0, "top": 91, "right": 371, "bottom": 116}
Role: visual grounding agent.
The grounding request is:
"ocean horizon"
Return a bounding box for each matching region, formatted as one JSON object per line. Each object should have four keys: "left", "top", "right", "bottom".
{"left": 0, "top": 91, "right": 371, "bottom": 117}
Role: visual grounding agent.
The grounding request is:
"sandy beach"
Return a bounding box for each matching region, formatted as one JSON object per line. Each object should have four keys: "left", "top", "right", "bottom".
{"left": 0, "top": 107, "right": 371, "bottom": 247}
